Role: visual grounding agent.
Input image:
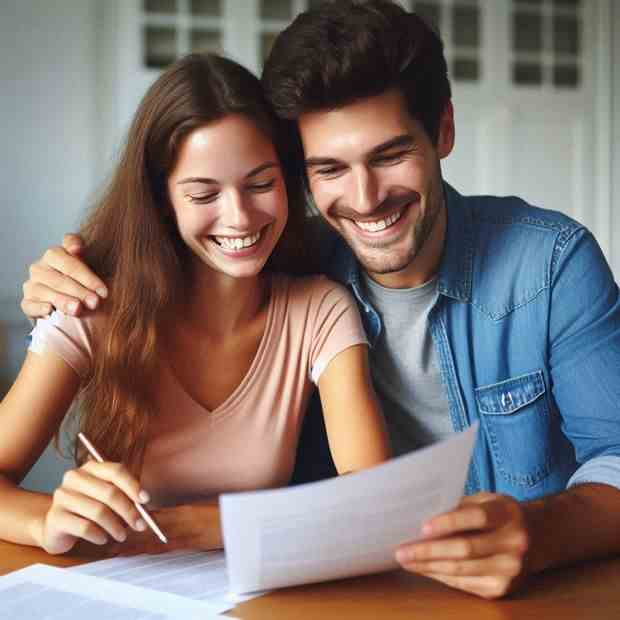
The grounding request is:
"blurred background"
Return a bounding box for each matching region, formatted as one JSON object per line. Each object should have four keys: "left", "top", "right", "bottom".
{"left": 1, "top": 0, "right": 619, "bottom": 492}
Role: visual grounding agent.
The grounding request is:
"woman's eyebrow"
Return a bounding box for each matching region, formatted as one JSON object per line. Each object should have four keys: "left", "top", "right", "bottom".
{"left": 244, "top": 162, "right": 279, "bottom": 179}
{"left": 177, "top": 177, "right": 217, "bottom": 186}
{"left": 177, "top": 162, "right": 278, "bottom": 185}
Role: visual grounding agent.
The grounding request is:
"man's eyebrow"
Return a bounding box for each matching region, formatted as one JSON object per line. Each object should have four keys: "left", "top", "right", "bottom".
{"left": 305, "top": 135, "right": 414, "bottom": 168}
{"left": 368, "top": 134, "right": 414, "bottom": 156}
{"left": 176, "top": 162, "right": 278, "bottom": 186}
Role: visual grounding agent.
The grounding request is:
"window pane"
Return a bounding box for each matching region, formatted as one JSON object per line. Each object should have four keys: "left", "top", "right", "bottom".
{"left": 453, "top": 58, "right": 479, "bottom": 81}
{"left": 190, "top": 29, "right": 222, "bottom": 54}
{"left": 553, "top": 15, "right": 579, "bottom": 55}
{"left": 190, "top": 0, "right": 221, "bottom": 16}
{"left": 513, "top": 12, "right": 543, "bottom": 53}
{"left": 513, "top": 62, "right": 542, "bottom": 85}
{"left": 414, "top": 2, "right": 441, "bottom": 33}
{"left": 553, "top": 64, "right": 579, "bottom": 87}
{"left": 144, "top": 26, "right": 176, "bottom": 68}
{"left": 453, "top": 5, "right": 479, "bottom": 48}
{"left": 260, "top": 0, "right": 291, "bottom": 20}
{"left": 144, "top": 0, "right": 176, "bottom": 14}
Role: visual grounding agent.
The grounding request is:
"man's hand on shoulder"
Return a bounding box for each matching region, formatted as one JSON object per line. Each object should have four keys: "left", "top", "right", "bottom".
{"left": 395, "top": 492, "right": 529, "bottom": 599}
{"left": 21, "top": 233, "right": 108, "bottom": 320}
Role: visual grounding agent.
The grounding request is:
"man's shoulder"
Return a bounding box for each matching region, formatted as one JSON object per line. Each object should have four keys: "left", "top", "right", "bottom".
{"left": 453, "top": 190, "right": 589, "bottom": 320}
{"left": 464, "top": 192, "right": 583, "bottom": 238}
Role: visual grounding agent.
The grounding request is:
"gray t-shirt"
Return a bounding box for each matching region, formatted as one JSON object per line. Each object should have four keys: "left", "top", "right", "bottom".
{"left": 362, "top": 273, "right": 452, "bottom": 456}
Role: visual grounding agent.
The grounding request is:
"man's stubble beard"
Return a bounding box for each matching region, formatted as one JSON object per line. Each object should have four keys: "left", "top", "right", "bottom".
{"left": 349, "top": 193, "right": 443, "bottom": 277}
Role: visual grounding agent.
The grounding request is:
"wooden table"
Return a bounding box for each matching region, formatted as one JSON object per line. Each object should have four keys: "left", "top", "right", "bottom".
{"left": 1, "top": 540, "right": 619, "bottom": 619}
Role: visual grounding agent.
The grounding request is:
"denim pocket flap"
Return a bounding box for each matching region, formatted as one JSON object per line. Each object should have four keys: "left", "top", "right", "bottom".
{"left": 475, "top": 370, "right": 545, "bottom": 415}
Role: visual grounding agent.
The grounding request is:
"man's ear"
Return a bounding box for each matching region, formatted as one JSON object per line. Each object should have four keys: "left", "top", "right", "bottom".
{"left": 437, "top": 100, "right": 455, "bottom": 159}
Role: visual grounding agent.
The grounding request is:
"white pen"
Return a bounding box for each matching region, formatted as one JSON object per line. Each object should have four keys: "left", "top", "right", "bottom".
{"left": 77, "top": 432, "right": 168, "bottom": 544}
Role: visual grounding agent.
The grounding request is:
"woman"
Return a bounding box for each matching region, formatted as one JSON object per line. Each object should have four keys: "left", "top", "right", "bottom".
{"left": 0, "top": 54, "right": 389, "bottom": 555}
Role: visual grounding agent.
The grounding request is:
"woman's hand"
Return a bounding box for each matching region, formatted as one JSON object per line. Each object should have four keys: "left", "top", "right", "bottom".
{"left": 107, "top": 500, "right": 223, "bottom": 556}
{"left": 39, "top": 460, "right": 149, "bottom": 555}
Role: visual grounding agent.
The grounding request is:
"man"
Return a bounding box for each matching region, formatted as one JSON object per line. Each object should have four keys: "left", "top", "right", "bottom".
{"left": 21, "top": 0, "right": 620, "bottom": 600}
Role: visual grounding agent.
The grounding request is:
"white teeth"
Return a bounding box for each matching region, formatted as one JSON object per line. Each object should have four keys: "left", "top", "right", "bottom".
{"left": 214, "top": 231, "right": 261, "bottom": 250}
{"left": 355, "top": 210, "right": 402, "bottom": 232}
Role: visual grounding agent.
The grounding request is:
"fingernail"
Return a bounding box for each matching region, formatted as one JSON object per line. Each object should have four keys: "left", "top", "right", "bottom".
{"left": 96, "top": 287, "right": 108, "bottom": 298}
{"left": 135, "top": 519, "right": 147, "bottom": 531}
{"left": 138, "top": 490, "right": 150, "bottom": 503}
{"left": 67, "top": 301, "right": 79, "bottom": 314}
{"left": 85, "top": 295, "right": 98, "bottom": 309}
{"left": 422, "top": 523, "right": 433, "bottom": 537}
{"left": 117, "top": 530, "right": 127, "bottom": 542}
{"left": 396, "top": 548, "right": 412, "bottom": 563}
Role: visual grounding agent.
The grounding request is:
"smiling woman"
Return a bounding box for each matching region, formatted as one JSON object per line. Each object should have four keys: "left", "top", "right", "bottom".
{"left": 0, "top": 53, "right": 389, "bottom": 556}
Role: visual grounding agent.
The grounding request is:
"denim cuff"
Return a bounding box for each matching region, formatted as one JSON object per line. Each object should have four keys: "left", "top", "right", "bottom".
{"left": 566, "top": 455, "right": 620, "bottom": 491}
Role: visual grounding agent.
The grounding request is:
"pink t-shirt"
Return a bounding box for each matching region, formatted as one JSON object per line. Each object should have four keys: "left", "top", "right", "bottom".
{"left": 29, "top": 274, "right": 367, "bottom": 506}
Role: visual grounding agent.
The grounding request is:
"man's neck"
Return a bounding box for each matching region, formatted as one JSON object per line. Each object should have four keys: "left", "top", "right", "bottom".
{"left": 367, "top": 201, "right": 447, "bottom": 290}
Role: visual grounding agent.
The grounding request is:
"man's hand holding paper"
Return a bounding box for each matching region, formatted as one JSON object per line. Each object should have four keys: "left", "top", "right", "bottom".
{"left": 396, "top": 491, "right": 529, "bottom": 598}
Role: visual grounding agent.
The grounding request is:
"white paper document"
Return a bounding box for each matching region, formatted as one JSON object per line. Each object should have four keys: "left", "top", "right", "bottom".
{"left": 0, "top": 563, "right": 229, "bottom": 619}
{"left": 71, "top": 549, "right": 262, "bottom": 605}
{"left": 221, "top": 423, "right": 479, "bottom": 594}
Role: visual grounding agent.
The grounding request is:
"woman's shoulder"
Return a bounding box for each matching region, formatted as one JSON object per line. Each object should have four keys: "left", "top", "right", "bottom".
{"left": 31, "top": 307, "right": 109, "bottom": 349}
{"left": 273, "top": 273, "right": 354, "bottom": 304}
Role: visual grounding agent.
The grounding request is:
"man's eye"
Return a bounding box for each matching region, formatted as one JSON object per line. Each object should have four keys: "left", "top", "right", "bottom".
{"left": 315, "top": 166, "right": 344, "bottom": 178}
{"left": 247, "top": 179, "right": 276, "bottom": 193}
{"left": 372, "top": 151, "right": 408, "bottom": 166}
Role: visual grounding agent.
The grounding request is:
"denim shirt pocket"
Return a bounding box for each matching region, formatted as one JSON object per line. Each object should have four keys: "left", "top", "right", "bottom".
{"left": 475, "top": 370, "right": 553, "bottom": 488}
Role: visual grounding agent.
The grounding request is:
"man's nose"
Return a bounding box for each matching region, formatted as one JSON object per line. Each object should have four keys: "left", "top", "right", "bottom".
{"left": 223, "top": 188, "right": 251, "bottom": 229}
{"left": 350, "top": 165, "right": 378, "bottom": 215}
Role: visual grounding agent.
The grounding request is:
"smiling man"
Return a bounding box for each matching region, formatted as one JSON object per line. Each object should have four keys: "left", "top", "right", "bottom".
{"left": 20, "top": 0, "right": 620, "bottom": 600}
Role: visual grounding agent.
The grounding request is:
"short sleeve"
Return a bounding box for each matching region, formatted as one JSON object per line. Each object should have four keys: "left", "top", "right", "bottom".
{"left": 28, "top": 310, "right": 97, "bottom": 379}
{"left": 306, "top": 277, "right": 369, "bottom": 384}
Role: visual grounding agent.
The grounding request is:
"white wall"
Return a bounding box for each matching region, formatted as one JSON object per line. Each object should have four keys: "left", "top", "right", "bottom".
{"left": 0, "top": 1, "right": 99, "bottom": 304}
{"left": 0, "top": 0, "right": 100, "bottom": 491}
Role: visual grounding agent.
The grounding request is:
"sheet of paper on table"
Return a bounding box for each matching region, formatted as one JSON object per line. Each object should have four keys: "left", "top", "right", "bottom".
{"left": 71, "top": 549, "right": 264, "bottom": 606}
{"left": 0, "top": 563, "right": 232, "bottom": 619}
{"left": 221, "top": 422, "right": 479, "bottom": 595}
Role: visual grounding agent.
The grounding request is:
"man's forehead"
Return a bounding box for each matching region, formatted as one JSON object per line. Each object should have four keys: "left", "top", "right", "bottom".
{"left": 298, "top": 90, "right": 419, "bottom": 158}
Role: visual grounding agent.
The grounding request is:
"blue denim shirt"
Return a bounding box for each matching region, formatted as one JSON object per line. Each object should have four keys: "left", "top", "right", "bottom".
{"left": 321, "top": 183, "right": 620, "bottom": 501}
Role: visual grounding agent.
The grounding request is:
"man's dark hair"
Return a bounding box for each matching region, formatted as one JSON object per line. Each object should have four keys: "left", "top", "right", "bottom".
{"left": 262, "top": 0, "right": 452, "bottom": 145}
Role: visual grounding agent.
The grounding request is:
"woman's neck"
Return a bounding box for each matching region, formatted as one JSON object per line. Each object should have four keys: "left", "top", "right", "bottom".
{"left": 176, "top": 267, "right": 269, "bottom": 339}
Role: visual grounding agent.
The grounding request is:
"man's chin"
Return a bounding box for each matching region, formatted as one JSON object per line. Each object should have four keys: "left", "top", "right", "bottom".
{"left": 353, "top": 248, "right": 414, "bottom": 276}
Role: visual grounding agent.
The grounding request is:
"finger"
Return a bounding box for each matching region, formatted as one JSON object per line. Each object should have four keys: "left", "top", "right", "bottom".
{"left": 21, "top": 299, "right": 54, "bottom": 320}
{"left": 80, "top": 460, "right": 149, "bottom": 506}
{"left": 412, "top": 572, "right": 515, "bottom": 600}
{"left": 62, "top": 467, "right": 147, "bottom": 531}
{"left": 422, "top": 498, "right": 515, "bottom": 539}
{"left": 24, "top": 280, "right": 84, "bottom": 316}
{"left": 40, "top": 246, "right": 108, "bottom": 298}
{"left": 50, "top": 491, "right": 123, "bottom": 543}
{"left": 397, "top": 528, "right": 527, "bottom": 563}
{"left": 401, "top": 552, "right": 523, "bottom": 578}
{"left": 28, "top": 265, "right": 101, "bottom": 311}
{"left": 62, "top": 233, "right": 85, "bottom": 255}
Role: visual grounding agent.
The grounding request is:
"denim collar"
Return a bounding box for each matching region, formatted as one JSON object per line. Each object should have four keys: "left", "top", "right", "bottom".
{"left": 338, "top": 182, "right": 474, "bottom": 304}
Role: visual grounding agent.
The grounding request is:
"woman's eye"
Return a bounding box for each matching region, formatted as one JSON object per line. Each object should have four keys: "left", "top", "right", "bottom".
{"left": 247, "top": 179, "right": 276, "bottom": 193}
{"left": 186, "top": 193, "right": 218, "bottom": 204}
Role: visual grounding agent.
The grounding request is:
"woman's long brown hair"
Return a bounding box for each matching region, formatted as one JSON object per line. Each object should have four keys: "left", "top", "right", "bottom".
{"left": 70, "top": 54, "right": 313, "bottom": 472}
